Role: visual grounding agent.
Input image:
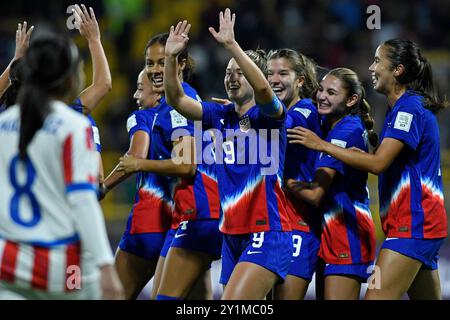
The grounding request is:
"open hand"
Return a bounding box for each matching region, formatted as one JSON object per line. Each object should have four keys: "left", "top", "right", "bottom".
{"left": 287, "top": 126, "right": 325, "bottom": 151}
{"left": 208, "top": 8, "right": 236, "bottom": 49}
{"left": 165, "top": 20, "right": 191, "bottom": 57}
{"left": 73, "top": 4, "right": 100, "bottom": 42}
{"left": 14, "top": 21, "right": 34, "bottom": 60}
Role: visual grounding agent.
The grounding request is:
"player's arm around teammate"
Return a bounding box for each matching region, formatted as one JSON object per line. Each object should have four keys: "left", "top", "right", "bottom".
{"left": 289, "top": 40, "right": 448, "bottom": 300}
{"left": 99, "top": 70, "right": 160, "bottom": 299}
{"left": 287, "top": 68, "right": 377, "bottom": 300}
{"left": 100, "top": 70, "right": 160, "bottom": 199}
{"left": 118, "top": 32, "right": 214, "bottom": 300}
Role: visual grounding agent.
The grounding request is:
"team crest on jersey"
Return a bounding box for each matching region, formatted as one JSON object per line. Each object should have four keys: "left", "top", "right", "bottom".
{"left": 239, "top": 115, "right": 251, "bottom": 132}
{"left": 170, "top": 110, "right": 188, "bottom": 128}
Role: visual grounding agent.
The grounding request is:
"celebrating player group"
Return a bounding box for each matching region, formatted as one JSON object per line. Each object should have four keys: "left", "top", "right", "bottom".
{"left": 0, "top": 6, "right": 447, "bottom": 300}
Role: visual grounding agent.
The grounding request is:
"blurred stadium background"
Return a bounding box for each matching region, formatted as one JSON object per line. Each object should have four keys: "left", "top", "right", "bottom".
{"left": 1, "top": 0, "right": 449, "bottom": 299}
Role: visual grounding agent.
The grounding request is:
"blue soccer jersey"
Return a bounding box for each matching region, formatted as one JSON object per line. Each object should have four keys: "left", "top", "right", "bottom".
{"left": 152, "top": 83, "right": 220, "bottom": 230}
{"left": 124, "top": 107, "right": 173, "bottom": 234}
{"left": 70, "top": 99, "right": 101, "bottom": 152}
{"left": 201, "top": 100, "right": 291, "bottom": 235}
{"left": 379, "top": 90, "right": 447, "bottom": 239}
{"left": 284, "top": 99, "right": 322, "bottom": 233}
{"left": 315, "top": 114, "right": 376, "bottom": 265}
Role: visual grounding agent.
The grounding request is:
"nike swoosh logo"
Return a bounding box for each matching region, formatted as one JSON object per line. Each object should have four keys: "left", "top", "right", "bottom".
{"left": 385, "top": 237, "right": 398, "bottom": 241}
{"left": 247, "top": 250, "right": 263, "bottom": 255}
{"left": 175, "top": 233, "right": 187, "bottom": 239}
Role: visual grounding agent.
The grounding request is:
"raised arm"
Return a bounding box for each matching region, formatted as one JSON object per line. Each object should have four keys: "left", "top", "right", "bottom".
{"left": 0, "top": 22, "right": 33, "bottom": 96}
{"left": 209, "top": 8, "right": 282, "bottom": 118}
{"left": 164, "top": 20, "right": 203, "bottom": 120}
{"left": 287, "top": 127, "right": 404, "bottom": 175}
{"left": 73, "top": 4, "right": 112, "bottom": 114}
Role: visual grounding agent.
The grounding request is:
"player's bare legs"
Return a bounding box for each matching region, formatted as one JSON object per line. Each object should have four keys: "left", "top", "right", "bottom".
{"left": 157, "top": 247, "right": 213, "bottom": 299}
{"left": 114, "top": 249, "right": 157, "bottom": 300}
{"left": 185, "top": 269, "right": 213, "bottom": 300}
{"left": 324, "top": 275, "right": 361, "bottom": 300}
{"left": 150, "top": 256, "right": 165, "bottom": 299}
{"left": 273, "top": 275, "right": 309, "bottom": 300}
{"left": 407, "top": 269, "right": 442, "bottom": 300}
{"left": 365, "top": 249, "right": 422, "bottom": 300}
{"left": 222, "top": 262, "right": 279, "bottom": 300}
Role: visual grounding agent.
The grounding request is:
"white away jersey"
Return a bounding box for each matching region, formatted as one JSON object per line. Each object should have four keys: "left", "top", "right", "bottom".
{"left": 0, "top": 102, "right": 98, "bottom": 244}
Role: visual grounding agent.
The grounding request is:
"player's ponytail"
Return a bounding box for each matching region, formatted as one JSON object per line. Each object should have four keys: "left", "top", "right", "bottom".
{"left": 382, "top": 39, "right": 448, "bottom": 113}
{"left": 18, "top": 32, "right": 79, "bottom": 159}
{"left": 328, "top": 68, "right": 379, "bottom": 148}
{"left": 359, "top": 96, "right": 379, "bottom": 148}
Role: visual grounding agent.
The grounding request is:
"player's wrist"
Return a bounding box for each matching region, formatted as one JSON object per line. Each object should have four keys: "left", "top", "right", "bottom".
{"left": 165, "top": 53, "right": 178, "bottom": 60}
{"left": 223, "top": 40, "right": 238, "bottom": 51}
{"left": 320, "top": 140, "right": 329, "bottom": 153}
{"left": 133, "top": 159, "right": 142, "bottom": 172}
{"left": 87, "top": 37, "right": 102, "bottom": 46}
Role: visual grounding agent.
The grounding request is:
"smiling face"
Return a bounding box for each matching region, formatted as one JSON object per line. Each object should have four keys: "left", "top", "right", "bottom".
{"left": 145, "top": 43, "right": 166, "bottom": 94}
{"left": 267, "top": 57, "right": 303, "bottom": 109}
{"left": 369, "top": 44, "right": 397, "bottom": 95}
{"left": 224, "top": 58, "right": 254, "bottom": 105}
{"left": 133, "top": 70, "right": 159, "bottom": 109}
{"left": 316, "top": 74, "right": 354, "bottom": 118}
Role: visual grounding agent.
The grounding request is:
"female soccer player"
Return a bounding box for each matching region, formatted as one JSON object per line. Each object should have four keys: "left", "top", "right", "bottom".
{"left": 99, "top": 69, "right": 160, "bottom": 299}
{"left": 289, "top": 40, "right": 448, "bottom": 300}
{"left": 0, "top": 31, "right": 123, "bottom": 300}
{"left": 161, "top": 9, "right": 292, "bottom": 300}
{"left": 287, "top": 68, "right": 377, "bottom": 300}
{"left": 266, "top": 48, "right": 322, "bottom": 300}
{"left": 117, "top": 32, "right": 219, "bottom": 300}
